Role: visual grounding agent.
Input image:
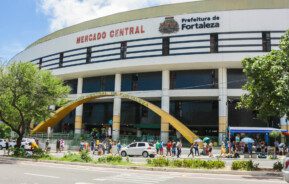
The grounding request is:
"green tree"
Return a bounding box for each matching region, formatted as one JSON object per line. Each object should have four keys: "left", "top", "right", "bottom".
{"left": 237, "top": 30, "right": 289, "bottom": 121}
{"left": 0, "top": 123, "right": 11, "bottom": 138}
{"left": 0, "top": 62, "right": 70, "bottom": 147}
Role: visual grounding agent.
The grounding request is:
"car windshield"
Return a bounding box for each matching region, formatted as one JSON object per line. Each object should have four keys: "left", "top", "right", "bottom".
{"left": 149, "top": 143, "right": 154, "bottom": 147}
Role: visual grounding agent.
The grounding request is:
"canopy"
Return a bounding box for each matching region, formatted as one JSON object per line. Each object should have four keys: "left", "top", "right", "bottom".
{"left": 229, "top": 127, "right": 287, "bottom": 134}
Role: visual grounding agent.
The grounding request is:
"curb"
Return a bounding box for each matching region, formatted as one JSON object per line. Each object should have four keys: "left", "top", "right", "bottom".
{"left": 0, "top": 156, "right": 282, "bottom": 177}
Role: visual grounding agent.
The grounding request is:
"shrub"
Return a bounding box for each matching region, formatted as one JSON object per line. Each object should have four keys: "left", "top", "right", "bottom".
{"left": 273, "top": 161, "right": 283, "bottom": 171}
{"left": 80, "top": 150, "right": 92, "bottom": 162}
{"left": 32, "top": 148, "right": 46, "bottom": 159}
{"left": 147, "top": 157, "right": 169, "bottom": 167}
{"left": 171, "top": 159, "right": 183, "bottom": 167}
{"left": 206, "top": 160, "right": 226, "bottom": 169}
{"left": 98, "top": 155, "right": 122, "bottom": 163}
{"left": 12, "top": 147, "right": 26, "bottom": 157}
{"left": 61, "top": 152, "right": 83, "bottom": 162}
{"left": 232, "top": 160, "right": 259, "bottom": 171}
{"left": 182, "top": 159, "right": 193, "bottom": 168}
{"left": 191, "top": 159, "right": 206, "bottom": 168}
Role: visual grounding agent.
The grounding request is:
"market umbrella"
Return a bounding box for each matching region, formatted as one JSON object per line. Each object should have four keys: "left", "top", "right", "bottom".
{"left": 241, "top": 137, "right": 255, "bottom": 144}
{"left": 194, "top": 138, "right": 203, "bottom": 143}
{"left": 202, "top": 137, "right": 210, "bottom": 143}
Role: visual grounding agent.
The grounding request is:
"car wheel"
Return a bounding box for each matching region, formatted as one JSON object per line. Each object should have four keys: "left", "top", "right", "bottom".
{"left": 142, "top": 151, "right": 149, "bottom": 158}
{"left": 121, "top": 151, "right": 127, "bottom": 157}
{"left": 0, "top": 145, "right": 2, "bottom": 150}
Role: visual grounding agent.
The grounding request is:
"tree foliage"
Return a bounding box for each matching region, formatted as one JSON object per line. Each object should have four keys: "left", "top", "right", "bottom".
{"left": 238, "top": 30, "right": 289, "bottom": 121}
{"left": 0, "top": 123, "right": 11, "bottom": 138}
{"left": 0, "top": 62, "right": 70, "bottom": 146}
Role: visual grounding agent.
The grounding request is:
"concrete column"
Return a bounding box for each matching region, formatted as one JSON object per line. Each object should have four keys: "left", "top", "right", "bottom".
{"left": 161, "top": 70, "right": 170, "bottom": 143}
{"left": 280, "top": 116, "right": 288, "bottom": 143}
{"left": 112, "top": 74, "right": 121, "bottom": 141}
{"left": 74, "top": 78, "right": 83, "bottom": 135}
{"left": 218, "top": 68, "right": 228, "bottom": 145}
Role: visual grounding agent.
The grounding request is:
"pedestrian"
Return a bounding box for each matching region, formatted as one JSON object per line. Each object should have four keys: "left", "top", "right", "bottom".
{"left": 155, "top": 141, "right": 160, "bottom": 154}
{"left": 160, "top": 141, "right": 164, "bottom": 155}
{"left": 107, "top": 140, "right": 112, "bottom": 154}
{"left": 56, "top": 139, "right": 61, "bottom": 153}
{"left": 90, "top": 139, "right": 95, "bottom": 153}
{"left": 117, "top": 141, "right": 122, "bottom": 154}
{"left": 188, "top": 143, "right": 194, "bottom": 158}
{"left": 176, "top": 140, "right": 182, "bottom": 158}
{"left": 79, "top": 140, "right": 84, "bottom": 151}
{"left": 5, "top": 139, "right": 9, "bottom": 155}
{"left": 193, "top": 142, "right": 199, "bottom": 156}
{"left": 208, "top": 142, "right": 213, "bottom": 157}
{"left": 166, "top": 141, "right": 172, "bottom": 156}
{"left": 60, "top": 139, "right": 65, "bottom": 152}
{"left": 45, "top": 139, "right": 50, "bottom": 153}
{"left": 172, "top": 141, "right": 177, "bottom": 156}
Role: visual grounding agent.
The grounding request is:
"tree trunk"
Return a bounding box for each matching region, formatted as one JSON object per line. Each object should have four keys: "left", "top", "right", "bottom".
{"left": 16, "top": 134, "right": 23, "bottom": 148}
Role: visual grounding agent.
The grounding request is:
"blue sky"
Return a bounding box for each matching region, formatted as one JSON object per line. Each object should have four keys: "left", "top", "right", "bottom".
{"left": 0, "top": 0, "right": 193, "bottom": 62}
{"left": 0, "top": 0, "right": 49, "bottom": 62}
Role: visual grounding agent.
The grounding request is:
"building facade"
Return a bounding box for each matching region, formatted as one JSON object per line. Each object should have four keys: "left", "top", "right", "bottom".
{"left": 12, "top": 0, "right": 289, "bottom": 143}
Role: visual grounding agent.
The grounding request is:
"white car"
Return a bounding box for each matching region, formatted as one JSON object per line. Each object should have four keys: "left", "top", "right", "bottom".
{"left": 283, "top": 157, "right": 289, "bottom": 183}
{"left": 120, "top": 142, "right": 156, "bottom": 158}
{"left": 8, "top": 140, "right": 16, "bottom": 147}
{"left": 0, "top": 139, "right": 6, "bottom": 150}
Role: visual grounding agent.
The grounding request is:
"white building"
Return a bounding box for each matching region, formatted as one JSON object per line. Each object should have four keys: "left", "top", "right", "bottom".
{"left": 11, "top": 0, "right": 289, "bottom": 143}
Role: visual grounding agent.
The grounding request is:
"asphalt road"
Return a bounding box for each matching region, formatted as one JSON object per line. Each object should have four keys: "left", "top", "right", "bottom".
{"left": 0, "top": 159, "right": 285, "bottom": 184}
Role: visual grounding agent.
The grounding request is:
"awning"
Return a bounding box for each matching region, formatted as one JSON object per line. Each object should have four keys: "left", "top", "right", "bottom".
{"left": 229, "top": 126, "right": 287, "bottom": 134}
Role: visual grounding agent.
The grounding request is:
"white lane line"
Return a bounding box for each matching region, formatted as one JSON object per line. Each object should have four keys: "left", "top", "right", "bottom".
{"left": 190, "top": 176, "right": 284, "bottom": 183}
{"left": 24, "top": 173, "right": 60, "bottom": 179}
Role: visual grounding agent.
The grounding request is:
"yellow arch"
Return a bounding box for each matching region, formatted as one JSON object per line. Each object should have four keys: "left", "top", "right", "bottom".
{"left": 32, "top": 92, "right": 198, "bottom": 143}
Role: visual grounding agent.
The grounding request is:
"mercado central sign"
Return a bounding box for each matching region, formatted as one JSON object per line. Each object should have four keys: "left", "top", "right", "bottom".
{"left": 75, "top": 15, "right": 220, "bottom": 44}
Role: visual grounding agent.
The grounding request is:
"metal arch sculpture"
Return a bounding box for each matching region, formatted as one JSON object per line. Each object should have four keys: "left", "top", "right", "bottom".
{"left": 32, "top": 92, "right": 199, "bottom": 143}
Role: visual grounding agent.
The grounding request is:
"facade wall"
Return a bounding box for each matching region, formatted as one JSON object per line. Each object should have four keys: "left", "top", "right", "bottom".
{"left": 11, "top": 4, "right": 289, "bottom": 143}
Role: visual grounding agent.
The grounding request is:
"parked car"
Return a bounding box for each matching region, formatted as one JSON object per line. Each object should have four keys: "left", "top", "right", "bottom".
{"left": 120, "top": 142, "right": 156, "bottom": 158}
{"left": 0, "top": 139, "right": 6, "bottom": 150}
{"left": 283, "top": 156, "right": 289, "bottom": 183}
{"left": 8, "top": 140, "right": 16, "bottom": 147}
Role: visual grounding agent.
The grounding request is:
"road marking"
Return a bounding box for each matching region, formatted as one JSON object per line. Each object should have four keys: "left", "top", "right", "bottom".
{"left": 24, "top": 173, "right": 60, "bottom": 179}
{"left": 189, "top": 176, "right": 284, "bottom": 183}
{"left": 93, "top": 173, "right": 175, "bottom": 184}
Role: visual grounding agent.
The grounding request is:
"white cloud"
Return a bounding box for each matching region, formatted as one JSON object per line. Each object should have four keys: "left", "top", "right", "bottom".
{"left": 38, "top": 0, "right": 197, "bottom": 32}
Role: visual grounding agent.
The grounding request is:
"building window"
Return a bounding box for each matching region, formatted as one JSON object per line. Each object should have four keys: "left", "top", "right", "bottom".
{"left": 262, "top": 32, "right": 271, "bottom": 52}
{"left": 162, "top": 37, "right": 170, "bottom": 56}
{"left": 132, "top": 74, "right": 138, "bottom": 91}
{"left": 120, "top": 41, "right": 127, "bottom": 59}
{"left": 86, "top": 47, "right": 92, "bottom": 63}
{"left": 210, "top": 33, "right": 218, "bottom": 53}
{"left": 170, "top": 70, "right": 218, "bottom": 89}
{"left": 39, "top": 58, "right": 42, "bottom": 69}
{"left": 59, "top": 53, "right": 64, "bottom": 67}
{"left": 122, "top": 72, "right": 162, "bottom": 91}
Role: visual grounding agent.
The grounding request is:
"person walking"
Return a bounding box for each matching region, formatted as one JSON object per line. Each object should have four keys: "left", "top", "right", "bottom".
{"left": 166, "top": 141, "right": 172, "bottom": 156}
{"left": 117, "top": 141, "right": 122, "bottom": 154}
{"left": 188, "top": 143, "right": 194, "bottom": 158}
{"left": 90, "top": 139, "right": 95, "bottom": 153}
{"left": 172, "top": 141, "right": 177, "bottom": 157}
{"left": 56, "top": 139, "right": 61, "bottom": 153}
{"left": 5, "top": 139, "right": 9, "bottom": 155}
{"left": 60, "top": 139, "right": 65, "bottom": 152}
{"left": 193, "top": 142, "right": 199, "bottom": 156}
{"left": 160, "top": 141, "right": 164, "bottom": 155}
{"left": 208, "top": 142, "right": 213, "bottom": 157}
{"left": 155, "top": 141, "right": 160, "bottom": 155}
{"left": 176, "top": 140, "right": 182, "bottom": 158}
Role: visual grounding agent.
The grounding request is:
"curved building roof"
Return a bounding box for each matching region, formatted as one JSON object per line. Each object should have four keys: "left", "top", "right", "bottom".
{"left": 27, "top": 0, "right": 289, "bottom": 49}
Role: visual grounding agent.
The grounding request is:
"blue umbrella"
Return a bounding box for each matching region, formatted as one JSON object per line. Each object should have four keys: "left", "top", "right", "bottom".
{"left": 241, "top": 137, "right": 255, "bottom": 144}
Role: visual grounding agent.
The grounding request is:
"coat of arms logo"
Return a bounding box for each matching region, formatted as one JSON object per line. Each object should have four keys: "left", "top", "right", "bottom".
{"left": 159, "top": 17, "right": 179, "bottom": 34}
